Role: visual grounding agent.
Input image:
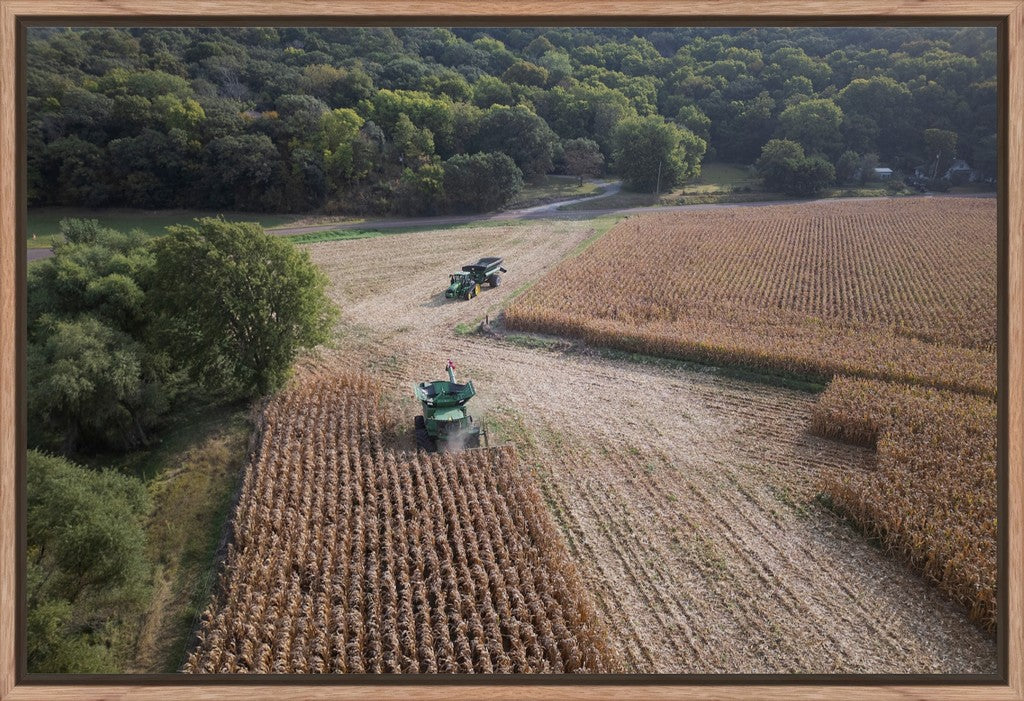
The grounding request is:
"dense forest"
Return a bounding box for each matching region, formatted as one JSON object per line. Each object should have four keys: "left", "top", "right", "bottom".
{"left": 27, "top": 26, "right": 997, "bottom": 214}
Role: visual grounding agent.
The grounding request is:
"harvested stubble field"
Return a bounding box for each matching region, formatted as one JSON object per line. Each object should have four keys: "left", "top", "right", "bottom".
{"left": 504, "top": 198, "right": 999, "bottom": 636}
{"left": 184, "top": 370, "right": 617, "bottom": 673}
{"left": 302, "top": 216, "right": 995, "bottom": 674}
{"left": 505, "top": 198, "right": 997, "bottom": 396}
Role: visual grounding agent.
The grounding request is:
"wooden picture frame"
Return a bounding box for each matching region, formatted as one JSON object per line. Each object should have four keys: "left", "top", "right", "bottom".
{"left": 0, "top": 1, "right": 1020, "bottom": 699}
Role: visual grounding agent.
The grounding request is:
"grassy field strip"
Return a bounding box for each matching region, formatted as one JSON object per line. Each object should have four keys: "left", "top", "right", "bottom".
{"left": 26, "top": 208, "right": 308, "bottom": 248}
{"left": 82, "top": 405, "right": 251, "bottom": 672}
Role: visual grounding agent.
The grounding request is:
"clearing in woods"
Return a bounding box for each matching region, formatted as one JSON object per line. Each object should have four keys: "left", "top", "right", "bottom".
{"left": 304, "top": 208, "right": 996, "bottom": 674}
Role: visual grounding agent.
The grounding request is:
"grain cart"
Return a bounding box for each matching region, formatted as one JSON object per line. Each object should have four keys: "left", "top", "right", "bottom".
{"left": 444, "top": 257, "right": 507, "bottom": 300}
{"left": 414, "top": 360, "right": 485, "bottom": 452}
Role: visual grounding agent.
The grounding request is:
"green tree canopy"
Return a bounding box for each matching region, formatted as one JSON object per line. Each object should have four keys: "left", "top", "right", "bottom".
{"left": 756, "top": 138, "right": 835, "bottom": 196}
{"left": 28, "top": 316, "right": 163, "bottom": 453}
{"left": 835, "top": 76, "right": 914, "bottom": 160}
{"left": 755, "top": 138, "right": 805, "bottom": 189}
{"left": 610, "top": 114, "right": 706, "bottom": 192}
{"left": 776, "top": 98, "right": 844, "bottom": 157}
{"left": 27, "top": 220, "right": 175, "bottom": 452}
{"left": 24, "top": 26, "right": 997, "bottom": 213}
{"left": 391, "top": 112, "right": 435, "bottom": 166}
{"left": 472, "top": 105, "right": 558, "bottom": 180}
{"left": 501, "top": 60, "right": 549, "bottom": 87}
{"left": 299, "top": 63, "right": 374, "bottom": 107}
{"left": 319, "top": 107, "right": 365, "bottom": 187}
{"left": 472, "top": 75, "right": 514, "bottom": 108}
{"left": 442, "top": 151, "right": 523, "bottom": 213}
{"left": 394, "top": 162, "right": 445, "bottom": 215}
{"left": 561, "top": 138, "right": 604, "bottom": 185}
{"left": 538, "top": 82, "right": 636, "bottom": 154}
{"left": 27, "top": 450, "right": 150, "bottom": 673}
{"left": 150, "top": 218, "right": 337, "bottom": 397}
{"left": 835, "top": 149, "right": 861, "bottom": 184}
{"left": 674, "top": 103, "right": 711, "bottom": 142}
{"left": 923, "top": 127, "right": 958, "bottom": 177}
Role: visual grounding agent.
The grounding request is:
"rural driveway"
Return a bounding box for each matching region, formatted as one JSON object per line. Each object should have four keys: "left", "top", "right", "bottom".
{"left": 24, "top": 186, "right": 993, "bottom": 262}
{"left": 26, "top": 247, "right": 53, "bottom": 262}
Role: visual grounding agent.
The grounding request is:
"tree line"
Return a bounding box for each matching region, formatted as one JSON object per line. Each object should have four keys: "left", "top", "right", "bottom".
{"left": 27, "top": 218, "right": 336, "bottom": 671}
{"left": 27, "top": 26, "right": 996, "bottom": 212}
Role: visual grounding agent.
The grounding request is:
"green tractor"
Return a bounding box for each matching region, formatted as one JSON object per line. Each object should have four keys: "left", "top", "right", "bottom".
{"left": 413, "top": 360, "right": 485, "bottom": 452}
{"left": 445, "top": 256, "right": 507, "bottom": 300}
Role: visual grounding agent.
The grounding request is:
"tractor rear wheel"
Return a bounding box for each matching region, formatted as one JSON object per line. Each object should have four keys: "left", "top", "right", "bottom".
{"left": 414, "top": 416, "right": 434, "bottom": 452}
{"left": 488, "top": 274, "right": 501, "bottom": 288}
{"left": 415, "top": 428, "right": 434, "bottom": 452}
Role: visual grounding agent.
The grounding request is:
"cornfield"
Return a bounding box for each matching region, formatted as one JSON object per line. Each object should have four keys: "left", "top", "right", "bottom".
{"left": 505, "top": 197, "right": 998, "bottom": 629}
{"left": 505, "top": 198, "right": 996, "bottom": 396}
{"left": 811, "top": 377, "right": 997, "bottom": 630}
{"left": 183, "top": 371, "right": 618, "bottom": 673}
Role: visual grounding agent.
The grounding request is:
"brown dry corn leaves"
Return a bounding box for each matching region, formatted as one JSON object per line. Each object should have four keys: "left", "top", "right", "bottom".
{"left": 183, "top": 371, "right": 619, "bottom": 674}
{"left": 506, "top": 198, "right": 997, "bottom": 630}
{"left": 811, "top": 378, "right": 996, "bottom": 631}
{"left": 505, "top": 198, "right": 996, "bottom": 396}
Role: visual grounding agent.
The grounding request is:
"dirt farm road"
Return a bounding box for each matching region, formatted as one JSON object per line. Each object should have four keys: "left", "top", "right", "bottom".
{"left": 23, "top": 180, "right": 622, "bottom": 262}
{"left": 307, "top": 213, "right": 996, "bottom": 674}
{"left": 23, "top": 184, "right": 993, "bottom": 263}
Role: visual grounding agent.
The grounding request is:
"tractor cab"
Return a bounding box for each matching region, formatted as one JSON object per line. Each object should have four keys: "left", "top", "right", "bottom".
{"left": 448, "top": 271, "right": 470, "bottom": 286}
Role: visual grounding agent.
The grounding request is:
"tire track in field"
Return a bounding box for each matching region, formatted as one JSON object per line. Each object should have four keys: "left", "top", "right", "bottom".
{"left": 682, "top": 388, "right": 956, "bottom": 668}
{"left": 623, "top": 451, "right": 816, "bottom": 670}
{"left": 595, "top": 438, "right": 822, "bottom": 672}
{"left": 535, "top": 439, "right": 697, "bottom": 670}
{"left": 525, "top": 444, "right": 657, "bottom": 671}
{"left": 558, "top": 446, "right": 711, "bottom": 670}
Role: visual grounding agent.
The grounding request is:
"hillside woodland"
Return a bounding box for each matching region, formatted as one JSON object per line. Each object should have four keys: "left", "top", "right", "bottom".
{"left": 27, "top": 26, "right": 996, "bottom": 213}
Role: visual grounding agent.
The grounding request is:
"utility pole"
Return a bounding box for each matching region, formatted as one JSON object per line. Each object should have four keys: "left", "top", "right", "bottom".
{"left": 655, "top": 159, "right": 663, "bottom": 196}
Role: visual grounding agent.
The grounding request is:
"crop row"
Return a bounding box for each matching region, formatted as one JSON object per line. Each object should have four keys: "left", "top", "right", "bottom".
{"left": 811, "top": 377, "right": 997, "bottom": 630}
{"left": 183, "top": 371, "right": 617, "bottom": 674}
{"left": 505, "top": 198, "right": 996, "bottom": 395}
{"left": 505, "top": 197, "right": 998, "bottom": 629}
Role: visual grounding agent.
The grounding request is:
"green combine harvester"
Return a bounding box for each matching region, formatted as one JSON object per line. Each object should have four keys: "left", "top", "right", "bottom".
{"left": 445, "top": 256, "right": 507, "bottom": 300}
{"left": 414, "top": 360, "right": 485, "bottom": 452}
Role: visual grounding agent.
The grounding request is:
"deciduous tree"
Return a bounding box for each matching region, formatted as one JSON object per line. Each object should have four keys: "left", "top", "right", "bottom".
{"left": 150, "top": 218, "right": 337, "bottom": 397}
{"left": 562, "top": 138, "right": 604, "bottom": 185}
{"left": 610, "top": 114, "right": 706, "bottom": 192}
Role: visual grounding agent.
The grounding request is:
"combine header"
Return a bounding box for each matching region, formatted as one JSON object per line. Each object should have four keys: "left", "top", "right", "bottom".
{"left": 414, "top": 360, "right": 486, "bottom": 452}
